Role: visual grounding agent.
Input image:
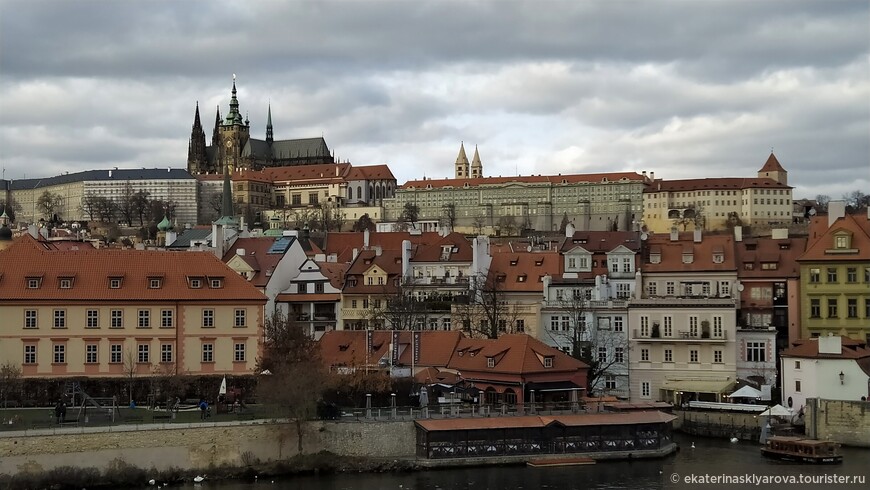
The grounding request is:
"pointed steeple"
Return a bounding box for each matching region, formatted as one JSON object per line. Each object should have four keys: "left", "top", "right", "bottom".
{"left": 456, "top": 142, "right": 469, "bottom": 164}
{"left": 212, "top": 105, "right": 221, "bottom": 146}
{"left": 266, "top": 103, "right": 274, "bottom": 144}
{"left": 225, "top": 76, "right": 243, "bottom": 126}
{"left": 471, "top": 145, "right": 481, "bottom": 165}
{"left": 220, "top": 170, "right": 235, "bottom": 220}
{"left": 187, "top": 102, "right": 207, "bottom": 175}
{"left": 758, "top": 151, "right": 788, "bottom": 185}
{"left": 470, "top": 144, "right": 483, "bottom": 178}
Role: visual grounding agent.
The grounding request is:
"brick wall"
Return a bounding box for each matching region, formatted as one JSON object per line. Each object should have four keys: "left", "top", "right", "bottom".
{"left": 805, "top": 398, "right": 870, "bottom": 447}
{"left": 0, "top": 420, "right": 416, "bottom": 476}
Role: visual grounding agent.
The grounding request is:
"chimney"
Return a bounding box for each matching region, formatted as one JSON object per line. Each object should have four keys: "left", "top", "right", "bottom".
{"left": 828, "top": 201, "right": 846, "bottom": 227}
{"left": 108, "top": 170, "right": 112, "bottom": 178}
{"left": 374, "top": 245, "right": 382, "bottom": 256}
{"left": 401, "top": 240, "right": 412, "bottom": 280}
{"left": 818, "top": 334, "right": 842, "bottom": 355}
{"left": 236, "top": 248, "right": 245, "bottom": 256}
{"left": 670, "top": 227, "right": 679, "bottom": 241}
{"left": 352, "top": 248, "right": 359, "bottom": 261}
{"left": 565, "top": 222, "right": 575, "bottom": 238}
{"left": 650, "top": 171, "right": 655, "bottom": 181}
{"left": 734, "top": 225, "right": 743, "bottom": 242}
{"left": 693, "top": 229, "right": 702, "bottom": 243}
{"left": 363, "top": 228, "right": 370, "bottom": 248}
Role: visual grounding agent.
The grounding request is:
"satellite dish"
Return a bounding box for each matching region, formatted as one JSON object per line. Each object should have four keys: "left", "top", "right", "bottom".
{"left": 736, "top": 282, "right": 745, "bottom": 292}
{"left": 808, "top": 208, "right": 817, "bottom": 216}
{"left": 640, "top": 232, "right": 649, "bottom": 241}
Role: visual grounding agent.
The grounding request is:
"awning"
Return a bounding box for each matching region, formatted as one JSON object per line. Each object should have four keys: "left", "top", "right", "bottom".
{"left": 728, "top": 385, "right": 762, "bottom": 399}
{"left": 759, "top": 404, "right": 793, "bottom": 417}
{"left": 526, "top": 381, "right": 585, "bottom": 392}
{"left": 661, "top": 378, "right": 734, "bottom": 394}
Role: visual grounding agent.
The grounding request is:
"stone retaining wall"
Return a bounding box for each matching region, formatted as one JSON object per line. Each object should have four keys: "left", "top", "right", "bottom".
{"left": 805, "top": 398, "right": 870, "bottom": 447}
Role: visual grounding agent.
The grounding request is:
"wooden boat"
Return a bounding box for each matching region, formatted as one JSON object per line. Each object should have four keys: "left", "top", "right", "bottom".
{"left": 761, "top": 436, "right": 842, "bottom": 464}
{"left": 527, "top": 457, "right": 596, "bottom": 467}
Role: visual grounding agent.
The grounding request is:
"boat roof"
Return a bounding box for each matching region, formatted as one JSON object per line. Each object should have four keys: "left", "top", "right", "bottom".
{"left": 768, "top": 436, "right": 838, "bottom": 446}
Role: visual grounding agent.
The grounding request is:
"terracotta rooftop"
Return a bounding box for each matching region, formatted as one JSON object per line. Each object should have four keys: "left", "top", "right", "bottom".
{"left": 401, "top": 172, "right": 644, "bottom": 190}
{"left": 322, "top": 231, "right": 445, "bottom": 263}
{"left": 560, "top": 231, "right": 642, "bottom": 253}
{"left": 488, "top": 250, "right": 562, "bottom": 292}
{"left": 798, "top": 213, "right": 870, "bottom": 262}
{"left": 645, "top": 177, "right": 791, "bottom": 193}
{"left": 449, "top": 334, "right": 587, "bottom": 375}
{"left": 221, "top": 237, "right": 291, "bottom": 288}
{"left": 644, "top": 232, "right": 736, "bottom": 273}
{"left": 319, "top": 330, "right": 463, "bottom": 369}
{"left": 317, "top": 261, "right": 349, "bottom": 290}
{"left": 343, "top": 249, "right": 404, "bottom": 294}
{"left": 346, "top": 164, "right": 395, "bottom": 181}
{"left": 781, "top": 337, "right": 870, "bottom": 360}
{"left": 410, "top": 233, "right": 474, "bottom": 263}
{"left": 758, "top": 153, "right": 787, "bottom": 173}
{"left": 0, "top": 235, "right": 266, "bottom": 302}
{"left": 735, "top": 236, "right": 808, "bottom": 279}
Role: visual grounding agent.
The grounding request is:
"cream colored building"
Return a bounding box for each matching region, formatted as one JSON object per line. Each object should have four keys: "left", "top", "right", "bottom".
{"left": 382, "top": 145, "right": 646, "bottom": 234}
{"left": 642, "top": 153, "right": 793, "bottom": 233}
{"left": 0, "top": 236, "right": 266, "bottom": 378}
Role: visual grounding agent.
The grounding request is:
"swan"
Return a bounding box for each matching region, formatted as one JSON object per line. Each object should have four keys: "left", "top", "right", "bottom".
{"left": 194, "top": 475, "right": 205, "bottom": 483}
{"left": 148, "top": 479, "right": 156, "bottom": 486}
{"left": 730, "top": 437, "right": 739, "bottom": 443}
{"left": 690, "top": 442, "right": 695, "bottom": 449}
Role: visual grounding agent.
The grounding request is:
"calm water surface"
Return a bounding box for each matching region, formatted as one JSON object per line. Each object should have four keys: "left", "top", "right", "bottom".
{"left": 169, "top": 434, "right": 869, "bottom": 490}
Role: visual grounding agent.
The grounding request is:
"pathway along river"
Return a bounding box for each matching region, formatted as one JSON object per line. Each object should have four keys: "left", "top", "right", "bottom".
{"left": 166, "top": 434, "right": 869, "bottom": 490}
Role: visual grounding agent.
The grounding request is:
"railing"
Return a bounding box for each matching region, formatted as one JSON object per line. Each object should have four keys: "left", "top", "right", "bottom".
{"left": 632, "top": 328, "right": 729, "bottom": 341}
{"left": 542, "top": 299, "right": 628, "bottom": 309}
{"left": 408, "top": 276, "right": 471, "bottom": 286}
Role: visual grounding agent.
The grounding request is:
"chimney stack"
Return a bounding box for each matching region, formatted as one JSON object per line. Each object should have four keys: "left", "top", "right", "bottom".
{"left": 828, "top": 201, "right": 846, "bottom": 227}
{"left": 693, "top": 229, "right": 702, "bottom": 243}
{"left": 670, "top": 227, "right": 679, "bottom": 241}
{"left": 734, "top": 225, "right": 743, "bottom": 242}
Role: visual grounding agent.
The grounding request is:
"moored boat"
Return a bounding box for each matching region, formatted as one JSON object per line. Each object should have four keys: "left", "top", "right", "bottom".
{"left": 760, "top": 436, "right": 842, "bottom": 464}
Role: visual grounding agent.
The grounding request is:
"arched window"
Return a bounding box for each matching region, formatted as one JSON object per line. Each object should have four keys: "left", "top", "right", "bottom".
{"left": 484, "top": 387, "right": 498, "bottom": 405}
{"left": 357, "top": 186, "right": 362, "bottom": 200}
{"left": 348, "top": 187, "right": 353, "bottom": 200}
{"left": 503, "top": 388, "right": 517, "bottom": 405}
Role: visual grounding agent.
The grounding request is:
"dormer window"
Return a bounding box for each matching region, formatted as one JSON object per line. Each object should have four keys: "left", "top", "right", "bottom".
{"left": 517, "top": 275, "right": 527, "bottom": 283}
{"left": 543, "top": 357, "right": 553, "bottom": 368}
{"left": 509, "top": 258, "right": 518, "bottom": 266}
{"left": 189, "top": 278, "right": 202, "bottom": 289}
{"left": 59, "top": 278, "right": 72, "bottom": 289}
{"left": 149, "top": 278, "right": 162, "bottom": 289}
{"left": 713, "top": 253, "right": 724, "bottom": 264}
{"left": 535, "top": 258, "right": 544, "bottom": 266}
{"left": 834, "top": 234, "right": 851, "bottom": 249}
{"left": 487, "top": 357, "right": 495, "bottom": 368}
{"left": 210, "top": 278, "right": 223, "bottom": 288}
{"left": 682, "top": 252, "right": 693, "bottom": 264}
{"left": 109, "top": 277, "right": 123, "bottom": 289}
{"left": 27, "top": 278, "right": 41, "bottom": 289}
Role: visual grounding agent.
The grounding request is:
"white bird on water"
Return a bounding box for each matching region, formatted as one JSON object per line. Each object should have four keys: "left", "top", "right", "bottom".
{"left": 730, "top": 437, "right": 739, "bottom": 443}
{"left": 194, "top": 475, "right": 205, "bottom": 483}
{"left": 690, "top": 442, "right": 695, "bottom": 449}
{"left": 148, "top": 479, "right": 156, "bottom": 486}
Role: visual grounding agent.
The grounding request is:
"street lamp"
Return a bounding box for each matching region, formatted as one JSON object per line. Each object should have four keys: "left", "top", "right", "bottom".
{"left": 839, "top": 371, "right": 845, "bottom": 385}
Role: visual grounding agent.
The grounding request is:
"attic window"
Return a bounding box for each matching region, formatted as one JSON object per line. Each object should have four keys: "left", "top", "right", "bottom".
{"left": 497, "top": 274, "right": 506, "bottom": 282}
{"left": 149, "top": 278, "right": 162, "bottom": 289}
{"left": 682, "top": 251, "right": 694, "bottom": 264}
{"left": 834, "top": 234, "right": 851, "bottom": 249}
{"left": 543, "top": 357, "right": 553, "bottom": 368}
{"left": 210, "top": 278, "right": 223, "bottom": 288}
{"left": 339, "top": 344, "right": 349, "bottom": 352}
{"left": 649, "top": 253, "right": 661, "bottom": 264}
{"left": 109, "top": 277, "right": 123, "bottom": 289}
{"left": 189, "top": 278, "right": 202, "bottom": 289}
{"left": 486, "top": 357, "right": 495, "bottom": 368}
{"left": 59, "top": 278, "right": 73, "bottom": 289}
{"left": 712, "top": 253, "right": 724, "bottom": 264}
{"left": 27, "top": 277, "right": 42, "bottom": 289}
{"left": 517, "top": 275, "right": 527, "bottom": 283}
{"left": 509, "top": 258, "right": 519, "bottom": 266}
{"left": 535, "top": 258, "right": 544, "bottom": 266}
{"left": 779, "top": 243, "right": 790, "bottom": 250}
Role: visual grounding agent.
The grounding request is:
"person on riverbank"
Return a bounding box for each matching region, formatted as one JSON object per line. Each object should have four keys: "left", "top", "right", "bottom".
{"left": 199, "top": 399, "right": 208, "bottom": 420}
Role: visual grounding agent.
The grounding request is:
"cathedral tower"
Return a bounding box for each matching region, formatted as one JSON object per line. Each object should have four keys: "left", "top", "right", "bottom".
{"left": 187, "top": 102, "right": 208, "bottom": 174}
{"left": 454, "top": 142, "right": 470, "bottom": 179}
{"left": 758, "top": 152, "right": 788, "bottom": 185}
{"left": 470, "top": 145, "right": 483, "bottom": 178}
{"left": 217, "top": 77, "right": 251, "bottom": 175}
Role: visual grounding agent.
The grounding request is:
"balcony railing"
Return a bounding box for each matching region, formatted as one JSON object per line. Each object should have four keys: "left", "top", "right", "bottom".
{"left": 631, "top": 328, "right": 729, "bottom": 341}
{"left": 408, "top": 276, "right": 470, "bottom": 286}
{"left": 542, "top": 299, "right": 628, "bottom": 309}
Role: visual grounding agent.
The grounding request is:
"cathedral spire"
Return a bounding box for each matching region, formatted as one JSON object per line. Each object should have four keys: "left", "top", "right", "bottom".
{"left": 220, "top": 169, "right": 234, "bottom": 218}
{"left": 454, "top": 141, "right": 470, "bottom": 179}
{"left": 266, "top": 103, "right": 273, "bottom": 144}
{"left": 187, "top": 102, "right": 207, "bottom": 175}
{"left": 470, "top": 144, "right": 483, "bottom": 178}
{"left": 225, "top": 76, "right": 243, "bottom": 126}
{"left": 212, "top": 106, "right": 221, "bottom": 146}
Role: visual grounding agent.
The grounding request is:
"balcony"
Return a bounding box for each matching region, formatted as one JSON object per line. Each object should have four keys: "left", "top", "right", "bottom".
{"left": 542, "top": 299, "right": 628, "bottom": 309}
{"left": 409, "top": 276, "right": 470, "bottom": 286}
{"left": 632, "top": 328, "right": 729, "bottom": 342}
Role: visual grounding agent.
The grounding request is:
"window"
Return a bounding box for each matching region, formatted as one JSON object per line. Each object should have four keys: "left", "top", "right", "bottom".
{"left": 137, "top": 344, "right": 149, "bottom": 363}
{"left": 809, "top": 268, "right": 820, "bottom": 283}
{"left": 111, "top": 309, "right": 123, "bottom": 328}
{"left": 719, "top": 281, "right": 730, "bottom": 297}
{"left": 515, "top": 319, "right": 525, "bottom": 333}
{"left": 598, "top": 347, "right": 607, "bottom": 363}
{"left": 442, "top": 318, "right": 451, "bottom": 330}
{"left": 751, "top": 287, "right": 773, "bottom": 300}
{"left": 111, "top": 344, "right": 122, "bottom": 364}
{"left": 610, "top": 258, "right": 619, "bottom": 273}
{"left": 234, "top": 342, "right": 246, "bottom": 362}
{"left": 713, "top": 349, "right": 723, "bottom": 363}
{"left": 27, "top": 278, "right": 40, "bottom": 289}
{"left": 613, "top": 317, "right": 624, "bottom": 332}
{"left": 234, "top": 309, "right": 246, "bottom": 327}
{"left": 647, "top": 282, "right": 657, "bottom": 297}
{"left": 827, "top": 298, "right": 838, "bottom": 318}
{"left": 616, "top": 283, "right": 631, "bottom": 299}
{"left": 604, "top": 376, "right": 617, "bottom": 390}
{"left": 161, "top": 344, "right": 173, "bottom": 363}
{"left": 713, "top": 317, "right": 723, "bottom": 337}
{"left": 60, "top": 278, "right": 72, "bottom": 289}
{"left": 138, "top": 309, "right": 150, "bottom": 328}
{"left": 567, "top": 257, "right": 576, "bottom": 269}
{"left": 210, "top": 278, "right": 223, "bottom": 288}
{"left": 308, "top": 192, "right": 318, "bottom": 205}
{"left": 53, "top": 344, "right": 65, "bottom": 364}
{"left": 835, "top": 235, "right": 849, "bottom": 249}
{"left": 550, "top": 316, "right": 560, "bottom": 331}
{"left": 24, "top": 345, "right": 36, "bottom": 364}
{"left": 847, "top": 268, "right": 857, "bottom": 283}
{"left": 689, "top": 349, "right": 699, "bottom": 363}
{"left": 795, "top": 380, "right": 801, "bottom": 393}
{"left": 161, "top": 309, "right": 173, "bottom": 328}
{"left": 847, "top": 298, "right": 858, "bottom": 318}
{"left": 689, "top": 316, "right": 698, "bottom": 337}
{"left": 202, "top": 343, "right": 214, "bottom": 363}
{"left": 110, "top": 278, "right": 122, "bottom": 289}
{"left": 663, "top": 316, "right": 672, "bottom": 338}
{"left": 641, "top": 381, "right": 651, "bottom": 398}
{"left": 498, "top": 319, "right": 507, "bottom": 332}
{"left": 351, "top": 300, "right": 357, "bottom": 309}
{"left": 190, "top": 278, "right": 202, "bottom": 289}
{"left": 487, "top": 357, "right": 495, "bottom": 368}
{"left": 666, "top": 282, "right": 675, "bottom": 296}
{"left": 640, "top": 348, "right": 649, "bottom": 361}
{"left": 664, "top": 349, "right": 673, "bottom": 363}
{"left": 543, "top": 357, "right": 553, "bottom": 368}
{"left": 810, "top": 298, "right": 821, "bottom": 318}
{"left": 614, "top": 347, "right": 624, "bottom": 363}
{"left": 622, "top": 257, "right": 632, "bottom": 273}
{"left": 24, "top": 310, "right": 37, "bottom": 328}
{"left": 746, "top": 341, "right": 766, "bottom": 362}
{"left": 827, "top": 268, "right": 838, "bottom": 283}
{"left": 202, "top": 309, "right": 215, "bottom": 328}
{"left": 794, "top": 360, "right": 801, "bottom": 370}
{"left": 292, "top": 194, "right": 301, "bottom": 205}
{"left": 86, "top": 344, "right": 98, "bottom": 364}
{"left": 866, "top": 299, "right": 870, "bottom": 319}
{"left": 54, "top": 309, "right": 66, "bottom": 329}
{"left": 315, "top": 282, "right": 324, "bottom": 294}
{"left": 640, "top": 316, "right": 650, "bottom": 336}
{"left": 86, "top": 309, "right": 99, "bottom": 328}
{"left": 149, "top": 278, "right": 162, "bottom": 289}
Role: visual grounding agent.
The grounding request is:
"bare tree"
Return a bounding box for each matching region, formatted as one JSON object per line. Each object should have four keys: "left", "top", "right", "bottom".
{"left": 441, "top": 203, "right": 457, "bottom": 230}
{"left": 36, "top": 191, "right": 64, "bottom": 221}
{"left": 256, "top": 311, "right": 326, "bottom": 453}
{"left": 122, "top": 347, "right": 138, "bottom": 405}
{"left": 352, "top": 213, "right": 375, "bottom": 232}
{"left": 455, "top": 273, "right": 522, "bottom": 339}
{"left": 116, "top": 182, "right": 136, "bottom": 226}
{"left": 80, "top": 194, "right": 117, "bottom": 222}
{"left": 843, "top": 190, "right": 869, "bottom": 211}
{"left": 472, "top": 213, "right": 487, "bottom": 235}
{"left": 815, "top": 194, "right": 830, "bottom": 213}
{"left": 319, "top": 202, "right": 343, "bottom": 232}
{"left": 366, "top": 281, "right": 432, "bottom": 331}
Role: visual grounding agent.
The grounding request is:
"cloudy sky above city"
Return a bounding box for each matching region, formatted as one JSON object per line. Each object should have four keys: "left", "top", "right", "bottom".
{"left": 1, "top": 0, "right": 867, "bottom": 199}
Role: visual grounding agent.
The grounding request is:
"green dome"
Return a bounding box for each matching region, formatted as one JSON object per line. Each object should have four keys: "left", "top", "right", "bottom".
{"left": 157, "top": 216, "right": 172, "bottom": 231}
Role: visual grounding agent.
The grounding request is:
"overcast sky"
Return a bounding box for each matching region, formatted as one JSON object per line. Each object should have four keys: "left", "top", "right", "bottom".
{"left": 1, "top": 0, "right": 868, "bottom": 199}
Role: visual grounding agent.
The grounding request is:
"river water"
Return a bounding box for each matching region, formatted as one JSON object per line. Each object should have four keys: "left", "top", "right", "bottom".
{"left": 169, "top": 434, "right": 869, "bottom": 490}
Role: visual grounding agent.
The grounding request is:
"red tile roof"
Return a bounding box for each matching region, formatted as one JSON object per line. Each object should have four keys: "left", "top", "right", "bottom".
{"left": 644, "top": 233, "right": 736, "bottom": 272}
{"left": 560, "top": 231, "right": 642, "bottom": 253}
{"left": 450, "top": 334, "right": 587, "bottom": 374}
{"left": 410, "top": 232, "right": 473, "bottom": 263}
{"left": 758, "top": 153, "right": 786, "bottom": 173}
{"left": 318, "top": 261, "right": 348, "bottom": 289}
{"left": 645, "top": 177, "right": 790, "bottom": 193}
{"left": 323, "top": 231, "right": 444, "bottom": 263}
{"left": 0, "top": 235, "right": 266, "bottom": 302}
{"left": 346, "top": 164, "right": 395, "bottom": 181}
{"left": 319, "top": 330, "right": 463, "bottom": 368}
{"left": 221, "top": 237, "right": 287, "bottom": 288}
{"left": 781, "top": 337, "right": 870, "bottom": 359}
{"left": 402, "top": 172, "right": 644, "bottom": 190}
{"left": 343, "top": 249, "right": 404, "bottom": 294}
{"left": 488, "top": 250, "right": 562, "bottom": 292}
{"left": 798, "top": 214, "right": 870, "bottom": 262}
{"left": 735, "top": 236, "right": 807, "bottom": 279}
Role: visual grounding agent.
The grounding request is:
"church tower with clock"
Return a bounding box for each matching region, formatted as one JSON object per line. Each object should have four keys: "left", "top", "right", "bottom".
{"left": 187, "top": 77, "right": 334, "bottom": 176}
